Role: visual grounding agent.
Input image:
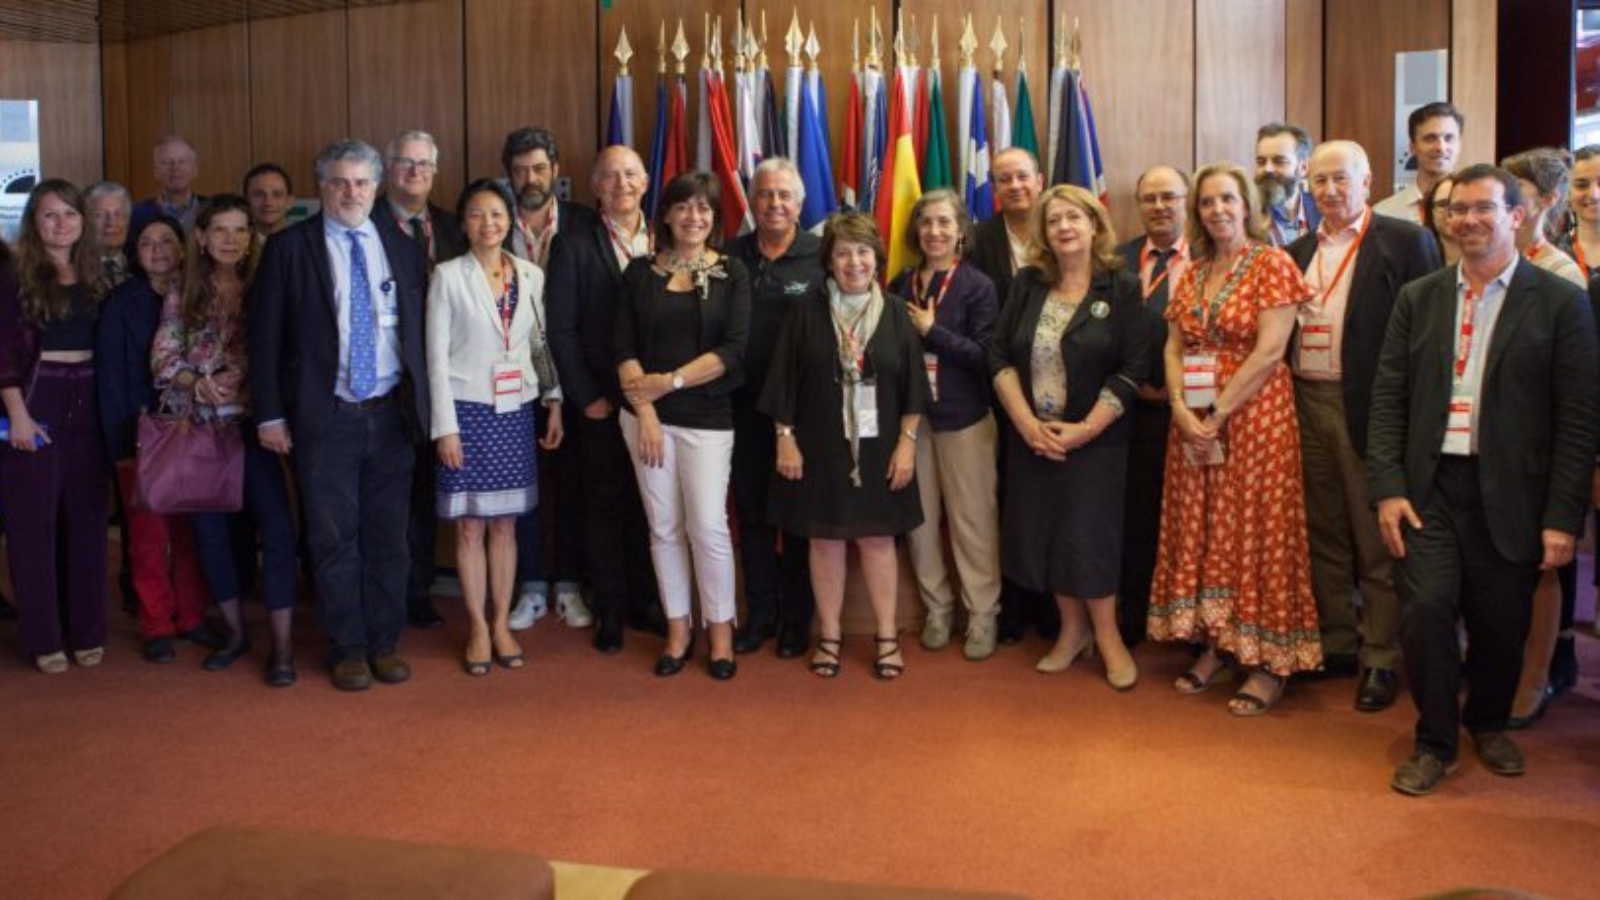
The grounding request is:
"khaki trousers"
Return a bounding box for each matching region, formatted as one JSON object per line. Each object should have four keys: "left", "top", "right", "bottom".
{"left": 906, "top": 415, "right": 1001, "bottom": 624}
{"left": 1295, "top": 378, "right": 1400, "bottom": 668}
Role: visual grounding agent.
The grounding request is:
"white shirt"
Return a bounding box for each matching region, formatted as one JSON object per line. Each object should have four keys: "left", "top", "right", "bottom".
{"left": 1446, "top": 256, "right": 1518, "bottom": 455}
{"left": 323, "top": 217, "right": 402, "bottom": 402}
{"left": 1374, "top": 184, "right": 1425, "bottom": 225}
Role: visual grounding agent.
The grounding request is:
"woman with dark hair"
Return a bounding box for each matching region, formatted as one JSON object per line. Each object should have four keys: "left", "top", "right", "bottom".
{"left": 152, "top": 194, "right": 299, "bottom": 685}
{"left": 0, "top": 179, "right": 111, "bottom": 674}
{"left": 763, "top": 212, "right": 929, "bottom": 680}
{"left": 1503, "top": 148, "right": 1585, "bottom": 287}
{"left": 989, "top": 184, "right": 1147, "bottom": 689}
{"left": 98, "top": 215, "right": 212, "bottom": 663}
{"left": 886, "top": 189, "right": 1002, "bottom": 661}
{"left": 427, "top": 178, "right": 563, "bottom": 676}
{"left": 1148, "top": 163, "right": 1322, "bottom": 715}
{"left": 1421, "top": 174, "right": 1460, "bottom": 267}
{"left": 1563, "top": 146, "right": 1600, "bottom": 278}
{"left": 616, "top": 171, "right": 750, "bottom": 679}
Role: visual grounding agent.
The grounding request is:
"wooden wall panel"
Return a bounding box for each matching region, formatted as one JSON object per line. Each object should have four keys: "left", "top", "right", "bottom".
{"left": 249, "top": 10, "right": 347, "bottom": 195}
{"left": 0, "top": 39, "right": 104, "bottom": 187}
{"left": 1323, "top": 0, "right": 1449, "bottom": 198}
{"left": 1453, "top": 0, "right": 1497, "bottom": 169}
{"left": 101, "top": 41, "right": 132, "bottom": 188}
{"left": 121, "top": 35, "right": 174, "bottom": 199}
{"left": 469, "top": 0, "right": 599, "bottom": 204}
{"left": 350, "top": 0, "right": 465, "bottom": 204}
{"left": 167, "top": 24, "right": 251, "bottom": 198}
{"left": 1071, "top": 0, "right": 1196, "bottom": 242}
{"left": 1195, "top": 0, "right": 1286, "bottom": 170}
{"left": 1285, "top": 0, "right": 1324, "bottom": 141}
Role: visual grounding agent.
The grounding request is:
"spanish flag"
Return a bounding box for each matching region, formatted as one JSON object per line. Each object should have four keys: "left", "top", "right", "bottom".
{"left": 873, "top": 64, "right": 922, "bottom": 281}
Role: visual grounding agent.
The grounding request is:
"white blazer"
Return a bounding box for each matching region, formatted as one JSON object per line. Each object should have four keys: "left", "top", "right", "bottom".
{"left": 426, "top": 252, "right": 561, "bottom": 439}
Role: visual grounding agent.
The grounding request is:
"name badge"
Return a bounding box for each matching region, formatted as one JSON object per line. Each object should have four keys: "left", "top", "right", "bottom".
{"left": 1298, "top": 316, "right": 1334, "bottom": 374}
{"left": 492, "top": 361, "right": 522, "bottom": 414}
{"left": 923, "top": 353, "right": 940, "bottom": 404}
{"left": 853, "top": 378, "right": 880, "bottom": 439}
{"left": 1442, "top": 394, "right": 1474, "bottom": 455}
{"left": 1181, "top": 353, "right": 1219, "bottom": 409}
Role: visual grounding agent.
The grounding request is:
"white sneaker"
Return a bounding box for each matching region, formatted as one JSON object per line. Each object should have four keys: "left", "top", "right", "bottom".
{"left": 509, "top": 584, "right": 549, "bottom": 631}
{"left": 555, "top": 585, "right": 594, "bottom": 628}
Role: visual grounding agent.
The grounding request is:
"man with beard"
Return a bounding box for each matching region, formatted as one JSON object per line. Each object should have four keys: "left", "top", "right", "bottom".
{"left": 1255, "top": 122, "right": 1321, "bottom": 247}
{"left": 1113, "top": 165, "right": 1190, "bottom": 647}
{"left": 499, "top": 126, "right": 594, "bottom": 633}
{"left": 1375, "top": 102, "right": 1464, "bottom": 225}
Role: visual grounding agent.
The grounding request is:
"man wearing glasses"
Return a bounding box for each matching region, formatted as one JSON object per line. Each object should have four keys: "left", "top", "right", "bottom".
{"left": 1112, "top": 165, "right": 1190, "bottom": 648}
{"left": 380, "top": 129, "right": 466, "bottom": 268}
{"left": 1368, "top": 164, "right": 1599, "bottom": 795}
{"left": 250, "top": 139, "right": 433, "bottom": 691}
{"left": 130, "top": 135, "right": 204, "bottom": 239}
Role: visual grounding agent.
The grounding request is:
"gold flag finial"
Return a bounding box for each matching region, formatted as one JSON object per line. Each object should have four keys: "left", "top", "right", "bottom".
{"left": 1071, "top": 16, "right": 1082, "bottom": 70}
{"left": 989, "top": 15, "right": 1008, "bottom": 76}
{"left": 930, "top": 14, "right": 940, "bottom": 68}
{"left": 958, "top": 14, "right": 977, "bottom": 69}
{"left": 866, "top": 6, "right": 882, "bottom": 70}
{"left": 805, "top": 23, "right": 821, "bottom": 72}
{"left": 614, "top": 25, "right": 633, "bottom": 77}
{"left": 1015, "top": 18, "right": 1026, "bottom": 74}
{"left": 671, "top": 19, "right": 689, "bottom": 75}
{"left": 893, "top": 8, "right": 907, "bottom": 69}
{"left": 785, "top": 8, "right": 803, "bottom": 67}
{"left": 733, "top": 11, "right": 745, "bottom": 72}
{"left": 657, "top": 20, "right": 667, "bottom": 75}
{"left": 852, "top": 18, "right": 860, "bottom": 72}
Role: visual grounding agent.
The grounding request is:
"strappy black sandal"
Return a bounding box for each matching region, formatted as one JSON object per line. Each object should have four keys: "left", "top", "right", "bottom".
{"left": 810, "top": 637, "right": 842, "bottom": 678}
{"left": 873, "top": 636, "right": 905, "bottom": 681}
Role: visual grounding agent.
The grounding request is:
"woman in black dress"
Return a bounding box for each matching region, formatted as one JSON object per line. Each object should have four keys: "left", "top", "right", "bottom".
{"left": 762, "top": 213, "right": 930, "bottom": 680}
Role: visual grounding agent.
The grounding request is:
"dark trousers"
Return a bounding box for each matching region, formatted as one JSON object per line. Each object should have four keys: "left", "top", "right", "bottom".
{"left": 293, "top": 398, "right": 414, "bottom": 663}
{"left": 1118, "top": 401, "right": 1168, "bottom": 645}
{"left": 192, "top": 436, "right": 297, "bottom": 611}
{"left": 515, "top": 404, "right": 584, "bottom": 586}
{"left": 577, "top": 411, "right": 657, "bottom": 622}
{"left": 0, "top": 363, "right": 108, "bottom": 657}
{"left": 1397, "top": 456, "right": 1539, "bottom": 761}
{"left": 405, "top": 439, "right": 437, "bottom": 605}
{"left": 731, "top": 400, "right": 813, "bottom": 630}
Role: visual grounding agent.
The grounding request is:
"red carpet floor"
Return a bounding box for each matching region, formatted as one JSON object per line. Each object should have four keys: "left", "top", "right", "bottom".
{"left": 2, "top": 589, "right": 1598, "bottom": 900}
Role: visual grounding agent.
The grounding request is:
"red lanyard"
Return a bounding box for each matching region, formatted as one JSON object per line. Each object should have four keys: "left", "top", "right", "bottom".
{"left": 1454, "top": 286, "right": 1478, "bottom": 383}
{"left": 1574, "top": 238, "right": 1590, "bottom": 274}
{"left": 517, "top": 203, "right": 558, "bottom": 264}
{"left": 909, "top": 260, "right": 960, "bottom": 313}
{"left": 1526, "top": 238, "right": 1547, "bottom": 262}
{"left": 1310, "top": 212, "right": 1372, "bottom": 313}
{"left": 604, "top": 214, "right": 652, "bottom": 264}
{"left": 1139, "top": 240, "right": 1182, "bottom": 300}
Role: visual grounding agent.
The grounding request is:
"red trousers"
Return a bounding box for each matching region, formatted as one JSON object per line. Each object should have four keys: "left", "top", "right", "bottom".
{"left": 114, "top": 460, "right": 209, "bottom": 639}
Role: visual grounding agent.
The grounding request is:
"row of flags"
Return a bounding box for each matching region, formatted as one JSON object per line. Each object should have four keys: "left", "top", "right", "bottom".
{"left": 604, "top": 12, "right": 1106, "bottom": 257}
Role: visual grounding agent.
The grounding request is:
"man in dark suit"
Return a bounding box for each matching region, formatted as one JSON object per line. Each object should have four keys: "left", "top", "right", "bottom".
{"left": 1368, "top": 164, "right": 1599, "bottom": 795}
{"left": 373, "top": 129, "right": 465, "bottom": 632}
{"left": 129, "top": 135, "right": 204, "bottom": 240}
{"left": 251, "top": 139, "right": 432, "bottom": 692}
{"left": 499, "top": 125, "right": 594, "bottom": 635}
{"left": 545, "top": 144, "right": 660, "bottom": 653}
{"left": 1286, "top": 141, "right": 1441, "bottom": 712}
{"left": 1113, "top": 164, "right": 1190, "bottom": 648}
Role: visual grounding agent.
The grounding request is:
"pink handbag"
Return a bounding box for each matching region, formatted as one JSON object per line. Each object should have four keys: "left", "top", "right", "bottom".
{"left": 134, "top": 413, "right": 244, "bottom": 514}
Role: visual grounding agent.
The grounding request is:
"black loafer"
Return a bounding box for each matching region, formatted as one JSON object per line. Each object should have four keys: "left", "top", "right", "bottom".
{"left": 733, "top": 622, "right": 775, "bottom": 655}
{"left": 264, "top": 661, "right": 297, "bottom": 688}
{"left": 1354, "top": 668, "right": 1398, "bottom": 712}
{"left": 593, "top": 615, "right": 624, "bottom": 654}
{"left": 202, "top": 641, "right": 251, "bottom": 672}
{"left": 708, "top": 657, "right": 737, "bottom": 680}
{"left": 776, "top": 626, "right": 810, "bottom": 659}
{"left": 1473, "top": 731, "right": 1525, "bottom": 776}
{"left": 142, "top": 637, "right": 177, "bottom": 664}
{"left": 1391, "top": 753, "right": 1457, "bottom": 796}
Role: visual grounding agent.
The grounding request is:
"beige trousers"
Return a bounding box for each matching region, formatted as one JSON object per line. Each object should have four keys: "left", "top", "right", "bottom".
{"left": 906, "top": 415, "right": 1001, "bottom": 624}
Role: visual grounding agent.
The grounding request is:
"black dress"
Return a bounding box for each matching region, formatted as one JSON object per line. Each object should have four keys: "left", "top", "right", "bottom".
{"left": 760, "top": 288, "right": 930, "bottom": 540}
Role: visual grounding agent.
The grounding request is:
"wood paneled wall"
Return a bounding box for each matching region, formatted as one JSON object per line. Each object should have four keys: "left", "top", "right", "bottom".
{"left": 0, "top": 39, "right": 103, "bottom": 187}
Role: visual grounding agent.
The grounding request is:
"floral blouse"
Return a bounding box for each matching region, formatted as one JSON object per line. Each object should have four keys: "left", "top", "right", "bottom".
{"left": 151, "top": 288, "right": 249, "bottom": 420}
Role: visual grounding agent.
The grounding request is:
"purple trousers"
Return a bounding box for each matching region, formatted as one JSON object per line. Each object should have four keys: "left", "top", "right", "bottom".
{"left": 0, "top": 362, "right": 109, "bottom": 657}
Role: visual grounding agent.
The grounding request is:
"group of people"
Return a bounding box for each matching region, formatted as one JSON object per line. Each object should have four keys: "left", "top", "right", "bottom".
{"left": 1, "top": 101, "right": 1596, "bottom": 797}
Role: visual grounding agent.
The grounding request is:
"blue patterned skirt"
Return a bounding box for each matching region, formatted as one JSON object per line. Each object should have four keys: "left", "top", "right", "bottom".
{"left": 436, "top": 400, "right": 538, "bottom": 520}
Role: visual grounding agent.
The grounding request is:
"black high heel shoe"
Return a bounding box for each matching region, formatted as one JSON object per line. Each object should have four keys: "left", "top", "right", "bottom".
{"left": 654, "top": 631, "right": 696, "bottom": 677}
{"left": 202, "top": 638, "right": 251, "bottom": 672}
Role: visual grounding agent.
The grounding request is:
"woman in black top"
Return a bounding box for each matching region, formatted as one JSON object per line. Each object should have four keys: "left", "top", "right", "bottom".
{"left": 989, "top": 184, "right": 1148, "bottom": 691}
{"left": 762, "top": 213, "right": 930, "bottom": 680}
{"left": 616, "top": 172, "right": 751, "bottom": 680}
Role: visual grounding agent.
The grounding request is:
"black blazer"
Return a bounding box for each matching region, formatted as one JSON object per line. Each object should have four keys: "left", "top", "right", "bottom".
{"left": 1286, "top": 213, "right": 1441, "bottom": 457}
{"left": 545, "top": 204, "right": 624, "bottom": 411}
{"left": 988, "top": 266, "right": 1149, "bottom": 447}
{"left": 374, "top": 200, "right": 467, "bottom": 266}
{"left": 95, "top": 277, "right": 163, "bottom": 461}
{"left": 1115, "top": 235, "right": 1180, "bottom": 390}
{"left": 1367, "top": 261, "right": 1600, "bottom": 563}
{"left": 969, "top": 216, "right": 1020, "bottom": 312}
{"left": 248, "top": 213, "right": 431, "bottom": 437}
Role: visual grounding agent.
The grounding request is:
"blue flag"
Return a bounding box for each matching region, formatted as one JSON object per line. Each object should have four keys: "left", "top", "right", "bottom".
{"left": 645, "top": 78, "right": 668, "bottom": 218}
{"left": 797, "top": 74, "right": 838, "bottom": 230}
{"left": 963, "top": 68, "right": 993, "bottom": 222}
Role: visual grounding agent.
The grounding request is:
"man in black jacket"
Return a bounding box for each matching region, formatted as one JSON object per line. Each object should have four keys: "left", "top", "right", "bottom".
{"left": 1368, "top": 164, "right": 1599, "bottom": 795}
{"left": 1285, "top": 141, "right": 1440, "bottom": 712}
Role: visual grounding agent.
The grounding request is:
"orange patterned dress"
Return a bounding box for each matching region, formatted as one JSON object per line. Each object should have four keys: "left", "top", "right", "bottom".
{"left": 1146, "top": 243, "right": 1323, "bottom": 675}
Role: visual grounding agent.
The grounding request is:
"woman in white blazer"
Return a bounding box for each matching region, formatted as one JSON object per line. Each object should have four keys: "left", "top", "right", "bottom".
{"left": 427, "top": 178, "right": 562, "bottom": 676}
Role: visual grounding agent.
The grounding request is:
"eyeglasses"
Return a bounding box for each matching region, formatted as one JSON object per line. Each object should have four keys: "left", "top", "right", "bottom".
{"left": 1446, "top": 202, "right": 1505, "bottom": 219}
{"left": 1138, "top": 191, "right": 1186, "bottom": 206}
{"left": 390, "top": 157, "right": 438, "bottom": 174}
{"left": 325, "top": 177, "right": 375, "bottom": 193}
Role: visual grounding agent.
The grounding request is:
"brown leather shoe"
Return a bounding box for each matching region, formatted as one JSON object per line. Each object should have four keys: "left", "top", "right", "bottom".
{"left": 1472, "top": 731, "right": 1525, "bottom": 777}
{"left": 332, "top": 658, "right": 372, "bottom": 692}
{"left": 370, "top": 652, "right": 412, "bottom": 685}
{"left": 1391, "top": 753, "right": 1457, "bottom": 796}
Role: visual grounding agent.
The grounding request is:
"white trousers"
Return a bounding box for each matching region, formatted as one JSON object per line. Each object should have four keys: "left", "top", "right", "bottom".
{"left": 619, "top": 411, "right": 737, "bottom": 624}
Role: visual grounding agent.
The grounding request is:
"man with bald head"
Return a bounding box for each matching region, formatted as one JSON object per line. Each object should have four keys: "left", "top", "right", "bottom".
{"left": 968, "top": 147, "right": 1045, "bottom": 310}
{"left": 545, "top": 145, "right": 661, "bottom": 652}
{"left": 1285, "top": 140, "right": 1441, "bottom": 710}
{"left": 1113, "top": 164, "right": 1190, "bottom": 646}
{"left": 130, "top": 135, "right": 204, "bottom": 239}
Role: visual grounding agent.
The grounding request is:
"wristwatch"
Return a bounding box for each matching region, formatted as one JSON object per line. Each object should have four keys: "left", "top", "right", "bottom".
{"left": 670, "top": 370, "right": 685, "bottom": 391}
{"left": 775, "top": 424, "right": 795, "bottom": 438}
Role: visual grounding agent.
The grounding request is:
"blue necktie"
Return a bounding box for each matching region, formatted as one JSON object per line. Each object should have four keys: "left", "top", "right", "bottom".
{"left": 346, "top": 229, "right": 377, "bottom": 399}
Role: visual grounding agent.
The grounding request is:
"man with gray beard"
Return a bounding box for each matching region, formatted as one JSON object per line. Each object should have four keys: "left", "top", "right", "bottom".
{"left": 500, "top": 126, "right": 596, "bottom": 633}
{"left": 1255, "top": 122, "right": 1321, "bottom": 247}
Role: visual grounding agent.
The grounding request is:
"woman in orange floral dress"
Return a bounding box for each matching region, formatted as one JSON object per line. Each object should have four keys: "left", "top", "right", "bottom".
{"left": 1147, "top": 162, "right": 1323, "bottom": 716}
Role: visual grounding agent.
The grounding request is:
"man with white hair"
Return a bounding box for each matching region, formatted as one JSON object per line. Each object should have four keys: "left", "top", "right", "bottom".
{"left": 130, "top": 135, "right": 203, "bottom": 237}
{"left": 380, "top": 129, "right": 466, "bottom": 267}
{"left": 1284, "top": 140, "right": 1440, "bottom": 711}
{"left": 85, "top": 181, "right": 133, "bottom": 287}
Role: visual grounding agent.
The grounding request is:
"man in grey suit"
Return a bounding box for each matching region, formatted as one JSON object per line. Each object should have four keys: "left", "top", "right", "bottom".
{"left": 1368, "top": 164, "right": 1599, "bottom": 795}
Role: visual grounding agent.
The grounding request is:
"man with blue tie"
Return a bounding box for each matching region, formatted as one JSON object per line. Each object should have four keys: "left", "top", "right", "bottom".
{"left": 250, "top": 139, "right": 431, "bottom": 691}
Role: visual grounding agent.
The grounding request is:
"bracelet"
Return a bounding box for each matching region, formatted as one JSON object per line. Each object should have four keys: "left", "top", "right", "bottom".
{"left": 901, "top": 428, "right": 919, "bottom": 443}
{"left": 775, "top": 424, "right": 794, "bottom": 438}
